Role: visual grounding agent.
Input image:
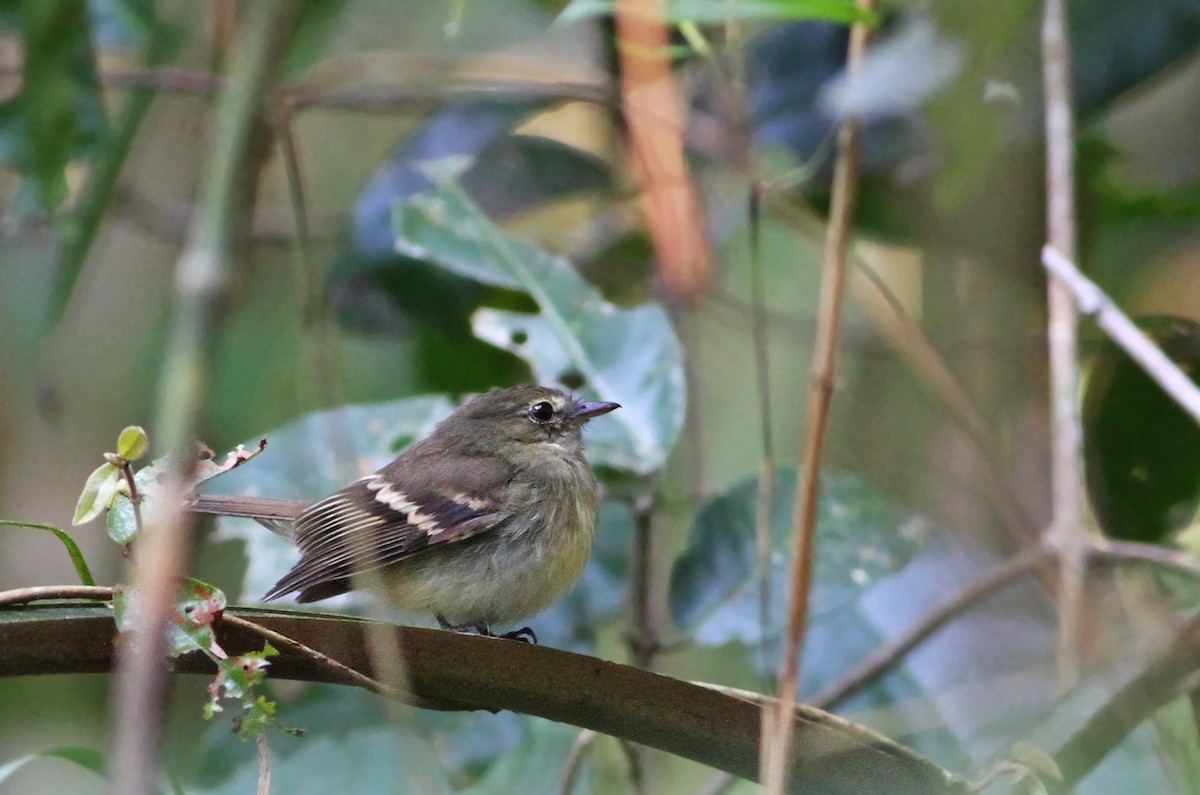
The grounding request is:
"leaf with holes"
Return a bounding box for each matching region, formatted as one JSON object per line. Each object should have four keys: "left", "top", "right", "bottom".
{"left": 393, "top": 164, "right": 685, "bottom": 473}
{"left": 113, "top": 578, "right": 227, "bottom": 658}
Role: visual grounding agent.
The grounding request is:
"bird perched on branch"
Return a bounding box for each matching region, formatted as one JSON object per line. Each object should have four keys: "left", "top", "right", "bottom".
{"left": 190, "top": 385, "right": 620, "bottom": 643}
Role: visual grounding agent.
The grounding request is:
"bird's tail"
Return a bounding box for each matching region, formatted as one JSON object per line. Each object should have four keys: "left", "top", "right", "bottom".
{"left": 187, "top": 494, "right": 308, "bottom": 541}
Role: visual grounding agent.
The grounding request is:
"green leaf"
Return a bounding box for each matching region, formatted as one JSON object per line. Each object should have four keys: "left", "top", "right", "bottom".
{"left": 116, "top": 425, "right": 150, "bottom": 461}
{"left": 394, "top": 166, "right": 685, "bottom": 473}
{"left": 73, "top": 461, "right": 121, "bottom": 525}
{"left": 461, "top": 718, "right": 584, "bottom": 795}
{"left": 559, "top": 0, "right": 871, "bottom": 25}
{"left": 15, "top": 0, "right": 105, "bottom": 210}
{"left": 669, "top": 469, "right": 927, "bottom": 651}
{"left": 106, "top": 441, "right": 267, "bottom": 545}
{"left": 113, "top": 578, "right": 227, "bottom": 657}
{"left": 106, "top": 457, "right": 161, "bottom": 545}
{"left": 0, "top": 520, "right": 96, "bottom": 585}
{"left": 194, "top": 726, "right": 454, "bottom": 795}
{"left": 0, "top": 746, "right": 106, "bottom": 786}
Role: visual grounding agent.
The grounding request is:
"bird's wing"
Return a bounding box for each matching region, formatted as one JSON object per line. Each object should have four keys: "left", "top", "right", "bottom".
{"left": 263, "top": 454, "right": 512, "bottom": 602}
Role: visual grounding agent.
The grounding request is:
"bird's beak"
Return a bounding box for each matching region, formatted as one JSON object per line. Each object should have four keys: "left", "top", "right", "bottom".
{"left": 572, "top": 401, "right": 621, "bottom": 420}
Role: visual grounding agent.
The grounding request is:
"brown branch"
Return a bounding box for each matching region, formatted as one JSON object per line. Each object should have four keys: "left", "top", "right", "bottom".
{"left": 767, "top": 2, "right": 876, "bottom": 792}
{"left": 0, "top": 585, "right": 114, "bottom": 607}
{"left": 0, "top": 604, "right": 967, "bottom": 795}
{"left": 0, "top": 62, "right": 611, "bottom": 110}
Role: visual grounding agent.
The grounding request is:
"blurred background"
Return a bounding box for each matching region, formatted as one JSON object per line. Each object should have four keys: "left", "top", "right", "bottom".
{"left": 2, "top": 0, "right": 1200, "bottom": 792}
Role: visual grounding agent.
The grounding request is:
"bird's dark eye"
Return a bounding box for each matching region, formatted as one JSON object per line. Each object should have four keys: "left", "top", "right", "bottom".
{"left": 528, "top": 401, "right": 555, "bottom": 423}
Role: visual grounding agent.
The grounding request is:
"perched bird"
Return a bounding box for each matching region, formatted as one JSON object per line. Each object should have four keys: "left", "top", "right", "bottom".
{"left": 190, "top": 385, "right": 620, "bottom": 642}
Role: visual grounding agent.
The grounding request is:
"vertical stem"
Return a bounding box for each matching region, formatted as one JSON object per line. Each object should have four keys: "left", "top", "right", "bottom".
{"left": 628, "top": 490, "right": 659, "bottom": 670}
{"left": 764, "top": 4, "right": 875, "bottom": 792}
{"left": 625, "top": 488, "right": 657, "bottom": 795}
{"left": 107, "top": 4, "right": 298, "bottom": 795}
{"left": 749, "top": 184, "right": 777, "bottom": 678}
{"left": 1041, "top": 0, "right": 1087, "bottom": 685}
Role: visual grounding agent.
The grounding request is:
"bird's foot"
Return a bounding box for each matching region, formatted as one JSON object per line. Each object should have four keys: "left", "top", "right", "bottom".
{"left": 436, "top": 615, "right": 537, "bottom": 644}
{"left": 500, "top": 626, "right": 538, "bottom": 644}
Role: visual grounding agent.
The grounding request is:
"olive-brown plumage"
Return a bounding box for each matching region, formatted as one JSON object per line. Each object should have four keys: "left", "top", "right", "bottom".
{"left": 195, "top": 385, "right": 619, "bottom": 638}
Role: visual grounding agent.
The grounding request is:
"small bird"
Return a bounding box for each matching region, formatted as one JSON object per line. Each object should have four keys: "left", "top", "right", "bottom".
{"left": 190, "top": 385, "right": 620, "bottom": 642}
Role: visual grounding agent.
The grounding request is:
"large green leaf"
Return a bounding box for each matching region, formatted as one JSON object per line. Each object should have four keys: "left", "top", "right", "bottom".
{"left": 669, "top": 469, "right": 927, "bottom": 653}
{"left": 393, "top": 163, "right": 685, "bottom": 474}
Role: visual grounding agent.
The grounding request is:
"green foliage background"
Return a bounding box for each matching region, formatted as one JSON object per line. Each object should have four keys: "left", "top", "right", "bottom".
{"left": 2, "top": 0, "right": 1200, "bottom": 793}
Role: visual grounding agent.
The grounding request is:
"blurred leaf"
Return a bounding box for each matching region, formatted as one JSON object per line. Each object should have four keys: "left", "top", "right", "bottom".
{"left": 559, "top": 0, "right": 870, "bottom": 25}
{"left": 113, "top": 578, "right": 227, "bottom": 658}
{"left": 283, "top": 0, "right": 351, "bottom": 76}
{"left": 88, "top": 0, "right": 158, "bottom": 47}
{"left": 0, "top": 746, "right": 106, "bottom": 786}
{"left": 394, "top": 168, "right": 685, "bottom": 474}
{"left": 0, "top": 521, "right": 96, "bottom": 586}
{"left": 6, "top": 0, "right": 106, "bottom": 210}
{"left": 1084, "top": 316, "right": 1200, "bottom": 543}
{"left": 460, "top": 718, "right": 584, "bottom": 795}
{"left": 460, "top": 134, "right": 614, "bottom": 218}
{"left": 353, "top": 101, "right": 545, "bottom": 260}
{"left": 73, "top": 461, "right": 121, "bottom": 525}
{"left": 194, "top": 725, "right": 454, "bottom": 795}
{"left": 669, "top": 469, "right": 927, "bottom": 652}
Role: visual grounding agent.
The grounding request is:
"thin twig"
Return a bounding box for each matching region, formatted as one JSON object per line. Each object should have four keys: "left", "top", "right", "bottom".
{"left": 624, "top": 487, "right": 658, "bottom": 795}
{"left": 808, "top": 538, "right": 1200, "bottom": 713}
{"left": 0, "top": 585, "right": 114, "bottom": 607}
{"left": 273, "top": 101, "right": 320, "bottom": 326}
{"left": 556, "top": 729, "right": 598, "bottom": 795}
{"left": 749, "top": 183, "right": 777, "bottom": 681}
{"left": 1042, "top": 246, "right": 1200, "bottom": 424}
{"left": 1041, "top": 0, "right": 1088, "bottom": 688}
{"left": 220, "top": 613, "right": 396, "bottom": 698}
{"left": 619, "top": 737, "right": 648, "bottom": 795}
{"left": 0, "top": 62, "right": 612, "bottom": 110}
{"left": 810, "top": 546, "right": 1052, "bottom": 711}
{"left": 119, "top": 461, "right": 145, "bottom": 540}
{"left": 1095, "top": 541, "right": 1200, "bottom": 581}
{"left": 627, "top": 489, "right": 660, "bottom": 670}
{"left": 766, "top": 3, "right": 875, "bottom": 792}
